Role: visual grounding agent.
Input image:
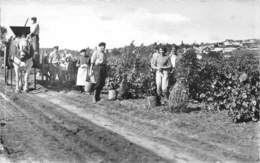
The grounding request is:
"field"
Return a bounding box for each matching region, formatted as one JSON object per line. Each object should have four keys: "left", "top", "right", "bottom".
{"left": 0, "top": 50, "right": 260, "bottom": 163}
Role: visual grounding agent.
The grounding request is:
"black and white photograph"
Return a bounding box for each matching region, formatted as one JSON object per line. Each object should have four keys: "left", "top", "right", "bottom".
{"left": 0, "top": 0, "right": 260, "bottom": 162}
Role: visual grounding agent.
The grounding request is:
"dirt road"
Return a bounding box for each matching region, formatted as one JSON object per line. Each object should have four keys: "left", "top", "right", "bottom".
{"left": 0, "top": 69, "right": 259, "bottom": 162}
{"left": 0, "top": 86, "right": 169, "bottom": 162}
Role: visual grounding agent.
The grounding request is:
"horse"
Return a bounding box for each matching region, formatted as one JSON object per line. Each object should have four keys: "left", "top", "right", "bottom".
{"left": 7, "top": 37, "right": 34, "bottom": 92}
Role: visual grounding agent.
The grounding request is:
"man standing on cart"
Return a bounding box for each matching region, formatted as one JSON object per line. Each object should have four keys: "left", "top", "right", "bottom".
{"left": 28, "top": 17, "right": 40, "bottom": 67}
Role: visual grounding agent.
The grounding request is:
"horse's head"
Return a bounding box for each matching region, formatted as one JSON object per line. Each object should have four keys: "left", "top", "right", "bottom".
{"left": 17, "top": 38, "right": 31, "bottom": 62}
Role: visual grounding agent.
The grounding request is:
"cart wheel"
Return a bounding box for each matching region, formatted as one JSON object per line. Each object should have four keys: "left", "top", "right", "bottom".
{"left": 34, "top": 68, "right": 36, "bottom": 90}
{"left": 3, "top": 47, "right": 8, "bottom": 85}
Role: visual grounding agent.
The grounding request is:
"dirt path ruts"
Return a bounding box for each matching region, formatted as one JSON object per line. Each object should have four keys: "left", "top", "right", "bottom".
{"left": 39, "top": 90, "right": 260, "bottom": 163}
{"left": 0, "top": 71, "right": 259, "bottom": 163}
{"left": 0, "top": 87, "right": 170, "bottom": 163}
{"left": 36, "top": 92, "right": 202, "bottom": 162}
{"left": 0, "top": 93, "right": 88, "bottom": 163}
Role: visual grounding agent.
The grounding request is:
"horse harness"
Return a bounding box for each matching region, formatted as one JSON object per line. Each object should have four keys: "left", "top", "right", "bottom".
{"left": 15, "top": 38, "right": 33, "bottom": 62}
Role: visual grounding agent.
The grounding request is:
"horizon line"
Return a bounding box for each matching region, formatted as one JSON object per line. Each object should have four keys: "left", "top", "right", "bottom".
{"left": 38, "top": 38, "right": 260, "bottom": 50}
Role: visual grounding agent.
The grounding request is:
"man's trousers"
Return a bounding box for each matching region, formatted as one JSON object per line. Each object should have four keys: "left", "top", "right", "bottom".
{"left": 155, "top": 70, "right": 169, "bottom": 96}
{"left": 93, "top": 65, "right": 107, "bottom": 100}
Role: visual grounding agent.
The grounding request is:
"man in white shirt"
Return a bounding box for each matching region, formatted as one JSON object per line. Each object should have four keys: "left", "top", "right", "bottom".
{"left": 170, "top": 46, "right": 177, "bottom": 68}
{"left": 168, "top": 46, "right": 179, "bottom": 87}
{"left": 151, "top": 46, "right": 172, "bottom": 98}
{"left": 29, "top": 17, "right": 40, "bottom": 68}
{"left": 90, "top": 42, "right": 107, "bottom": 103}
{"left": 150, "top": 47, "right": 160, "bottom": 70}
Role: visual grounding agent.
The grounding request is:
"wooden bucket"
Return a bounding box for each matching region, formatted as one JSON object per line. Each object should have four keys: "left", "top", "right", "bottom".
{"left": 85, "top": 82, "right": 94, "bottom": 93}
{"left": 147, "top": 96, "right": 159, "bottom": 108}
{"left": 108, "top": 90, "right": 117, "bottom": 100}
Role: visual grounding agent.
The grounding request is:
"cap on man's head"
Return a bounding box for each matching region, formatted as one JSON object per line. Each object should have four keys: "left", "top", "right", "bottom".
{"left": 31, "top": 17, "right": 37, "bottom": 21}
{"left": 53, "top": 46, "right": 59, "bottom": 49}
{"left": 158, "top": 45, "right": 167, "bottom": 52}
{"left": 80, "top": 49, "right": 86, "bottom": 53}
{"left": 98, "top": 42, "right": 106, "bottom": 47}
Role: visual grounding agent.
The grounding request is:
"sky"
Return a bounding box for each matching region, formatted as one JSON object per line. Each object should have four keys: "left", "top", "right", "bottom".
{"left": 0, "top": 0, "right": 260, "bottom": 50}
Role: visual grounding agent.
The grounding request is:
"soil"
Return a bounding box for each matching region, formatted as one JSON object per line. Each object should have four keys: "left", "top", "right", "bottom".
{"left": 0, "top": 62, "right": 259, "bottom": 163}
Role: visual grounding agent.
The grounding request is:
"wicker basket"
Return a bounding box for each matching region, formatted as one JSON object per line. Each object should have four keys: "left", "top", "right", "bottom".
{"left": 168, "top": 79, "right": 189, "bottom": 112}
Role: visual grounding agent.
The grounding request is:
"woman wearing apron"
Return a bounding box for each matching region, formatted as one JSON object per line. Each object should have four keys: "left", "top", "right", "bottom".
{"left": 76, "top": 49, "right": 91, "bottom": 92}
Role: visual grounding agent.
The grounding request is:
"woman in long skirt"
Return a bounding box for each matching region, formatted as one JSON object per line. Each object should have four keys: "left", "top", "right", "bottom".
{"left": 76, "top": 49, "right": 91, "bottom": 92}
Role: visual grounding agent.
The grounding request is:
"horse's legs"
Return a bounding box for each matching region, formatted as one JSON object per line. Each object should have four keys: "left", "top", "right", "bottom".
{"left": 59, "top": 71, "right": 62, "bottom": 83}
{"left": 34, "top": 68, "right": 36, "bottom": 90}
{"left": 20, "top": 71, "right": 23, "bottom": 89}
{"left": 23, "top": 70, "right": 29, "bottom": 92}
{"left": 49, "top": 65, "right": 54, "bottom": 84}
{"left": 47, "top": 71, "right": 50, "bottom": 81}
{"left": 13, "top": 65, "right": 20, "bottom": 92}
{"left": 5, "top": 66, "right": 8, "bottom": 84}
{"left": 67, "top": 72, "right": 70, "bottom": 81}
{"left": 24, "top": 62, "right": 33, "bottom": 92}
{"left": 54, "top": 67, "right": 58, "bottom": 82}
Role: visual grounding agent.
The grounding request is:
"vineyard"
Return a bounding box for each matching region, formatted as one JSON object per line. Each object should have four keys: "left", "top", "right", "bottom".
{"left": 0, "top": 0, "right": 260, "bottom": 160}
{"left": 1, "top": 40, "right": 260, "bottom": 162}
{"left": 104, "top": 43, "right": 260, "bottom": 123}
{"left": 3, "top": 37, "right": 260, "bottom": 123}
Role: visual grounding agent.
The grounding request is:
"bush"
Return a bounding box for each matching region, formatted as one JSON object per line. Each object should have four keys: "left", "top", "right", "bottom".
{"left": 196, "top": 50, "right": 260, "bottom": 122}
{"left": 167, "top": 47, "right": 260, "bottom": 122}
{"left": 106, "top": 43, "right": 157, "bottom": 98}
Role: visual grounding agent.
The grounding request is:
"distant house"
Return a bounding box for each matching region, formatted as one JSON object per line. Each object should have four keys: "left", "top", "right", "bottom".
{"left": 215, "top": 42, "right": 224, "bottom": 47}
{"left": 223, "top": 47, "right": 237, "bottom": 53}
{"left": 242, "top": 39, "right": 260, "bottom": 49}
{"left": 212, "top": 47, "right": 223, "bottom": 53}
{"left": 223, "top": 40, "right": 233, "bottom": 46}
{"left": 193, "top": 47, "right": 202, "bottom": 54}
{"left": 201, "top": 47, "right": 212, "bottom": 54}
{"left": 232, "top": 41, "right": 242, "bottom": 47}
{"left": 223, "top": 39, "right": 242, "bottom": 47}
{"left": 195, "top": 39, "right": 259, "bottom": 54}
{"left": 243, "top": 39, "right": 259, "bottom": 44}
